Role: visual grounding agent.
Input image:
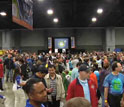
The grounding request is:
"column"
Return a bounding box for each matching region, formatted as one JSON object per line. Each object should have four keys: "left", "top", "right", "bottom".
{"left": 2, "top": 31, "right": 14, "bottom": 50}
{"left": 105, "top": 28, "right": 115, "bottom": 52}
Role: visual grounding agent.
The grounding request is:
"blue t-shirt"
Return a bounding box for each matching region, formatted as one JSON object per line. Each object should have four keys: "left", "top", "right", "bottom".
{"left": 25, "top": 99, "right": 45, "bottom": 107}
{"left": 103, "top": 73, "right": 124, "bottom": 95}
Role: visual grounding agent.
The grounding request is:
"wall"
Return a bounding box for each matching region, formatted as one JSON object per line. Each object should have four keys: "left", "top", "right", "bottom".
{"left": 2, "top": 31, "right": 15, "bottom": 49}
{"left": 76, "top": 29, "right": 105, "bottom": 51}
{"left": 115, "top": 28, "right": 124, "bottom": 50}
{"left": 19, "top": 30, "right": 45, "bottom": 52}
{"left": 2, "top": 27, "right": 124, "bottom": 52}
{"left": 18, "top": 28, "right": 104, "bottom": 52}
{"left": 46, "top": 29, "right": 73, "bottom": 37}
{"left": 1, "top": 28, "right": 105, "bottom": 52}
{"left": 17, "top": 29, "right": 74, "bottom": 52}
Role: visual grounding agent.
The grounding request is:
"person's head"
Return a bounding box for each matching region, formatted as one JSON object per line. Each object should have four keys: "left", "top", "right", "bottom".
{"left": 36, "top": 60, "right": 42, "bottom": 65}
{"left": 64, "top": 97, "right": 91, "bottom": 107}
{"left": 93, "top": 63, "right": 98, "bottom": 72}
{"left": 76, "top": 62, "right": 82, "bottom": 68}
{"left": 48, "top": 65, "right": 56, "bottom": 77}
{"left": 54, "top": 60, "right": 59, "bottom": 66}
{"left": 97, "top": 55, "right": 100, "bottom": 60}
{"left": 78, "top": 64, "right": 91, "bottom": 80}
{"left": 112, "top": 61, "right": 122, "bottom": 72}
{"left": 103, "top": 59, "right": 110, "bottom": 69}
{"left": 98, "top": 67, "right": 102, "bottom": 73}
{"left": 37, "top": 65, "right": 48, "bottom": 78}
{"left": 8, "top": 54, "right": 12, "bottom": 59}
{"left": 64, "top": 70, "right": 69, "bottom": 75}
{"left": 19, "top": 59, "right": 24, "bottom": 64}
{"left": 70, "top": 68, "right": 73, "bottom": 71}
{"left": 84, "top": 58, "right": 89, "bottom": 63}
{"left": 122, "top": 56, "right": 124, "bottom": 61}
{"left": 24, "top": 78, "right": 47, "bottom": 103}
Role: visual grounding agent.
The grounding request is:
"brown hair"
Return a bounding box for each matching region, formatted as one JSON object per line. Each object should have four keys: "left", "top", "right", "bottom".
{"left": 64, "top": 97, "right": 91, "bottom": 107}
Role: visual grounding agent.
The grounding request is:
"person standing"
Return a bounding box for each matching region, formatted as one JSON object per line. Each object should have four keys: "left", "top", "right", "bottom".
{"left": 4, "top": 54, "right": 14, "bottom": 82}
{"left": 19, "top": 59, "right": 29, "bottom": 81}
{"left": 24, "top": 78, "right": 47, "bottom": 107}
{"left": 66, "top": 64, "right": 98, "bottom": 107}
{"left": 103, "top": 62, "right": 124, "bottom": 107}
{"left": 99, "top": 59, "right": 110, "bottom": 107}
{"left": 45, "top": 65, "right": 65, "bottom": 107}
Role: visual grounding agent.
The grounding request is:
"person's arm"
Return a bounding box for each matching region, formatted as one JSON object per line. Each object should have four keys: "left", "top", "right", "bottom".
{"left": 104, "top": 87, "right": 109, "bottom": 107}
{"left": 103, "top": 75, "right": 110, "bottom": 107}
{"left": 20, "top": 82, "right": 26, "bottom": 86}
{"left": 122, "top": 93, "right": 124, "bottom": 101}
{"left": 121, "top": 94, "right": 124, "bottom": 107}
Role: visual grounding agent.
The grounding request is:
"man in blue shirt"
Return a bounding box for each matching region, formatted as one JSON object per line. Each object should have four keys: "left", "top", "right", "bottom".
{"left": 103, "top": 62, "right": 124, "bottom": 107}
{"left": 24, "top": 78, "right": 47, "bottom": 107}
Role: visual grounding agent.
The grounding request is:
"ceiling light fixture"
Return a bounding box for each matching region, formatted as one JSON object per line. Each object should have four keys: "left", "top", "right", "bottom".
{"left": 97, "top": 8, "right": 103, "bottom": 14}
{"left": 47, "top": 9, "right": 53, "bottom": 15}
{"left": 0, "top": 12, "right": 7, "bottom": 16}
{"left": 53, "top": 18, "right": 59, "bottom": 23}
{"left": 92, "top": 17, "right": 97, "bottom": 22}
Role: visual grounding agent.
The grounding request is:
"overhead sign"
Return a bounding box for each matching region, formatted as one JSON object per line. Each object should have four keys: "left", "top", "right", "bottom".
{"left": 12, "top": 0, "right": 33, "bottom": 30}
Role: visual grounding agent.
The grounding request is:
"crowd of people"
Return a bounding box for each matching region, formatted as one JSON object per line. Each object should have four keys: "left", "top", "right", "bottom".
{"left": 0, "top": 50, "right": 124, "bottom": 107}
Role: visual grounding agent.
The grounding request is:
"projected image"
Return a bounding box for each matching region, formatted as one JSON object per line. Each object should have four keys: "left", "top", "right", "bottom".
{"left": 55, "top": 38, "right": 69, "bottom": 49}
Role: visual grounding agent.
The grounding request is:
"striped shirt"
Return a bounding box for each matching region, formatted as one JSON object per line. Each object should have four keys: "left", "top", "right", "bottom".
{"left": 50, "top": 76, "right": 57, "bottom": 96}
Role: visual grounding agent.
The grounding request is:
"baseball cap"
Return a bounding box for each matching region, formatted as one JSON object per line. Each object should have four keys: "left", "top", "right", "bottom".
{"left": 78, "top": 64, "right": 91, "bottom": 73}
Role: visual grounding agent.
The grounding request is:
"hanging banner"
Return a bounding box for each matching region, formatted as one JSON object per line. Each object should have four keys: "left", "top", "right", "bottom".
{"left": 48, "top": 37, "right": 52, "bottom": 49}
{"left": 71, "top": 37, "right": 75, "bottom": 48}
{"left": 12, "top": 0, "right": 33, "bottom": 30}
